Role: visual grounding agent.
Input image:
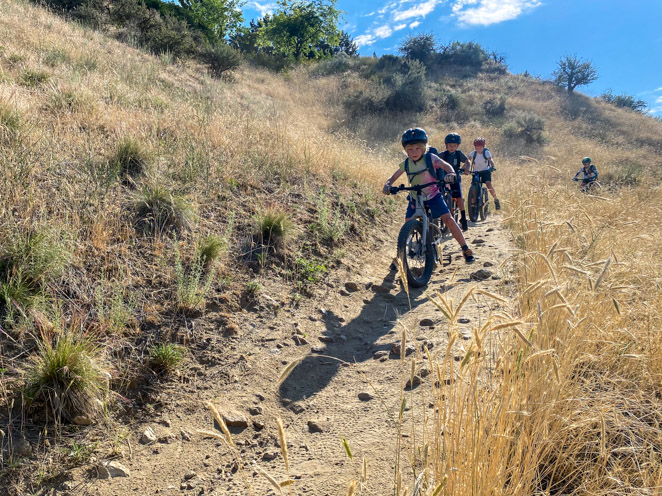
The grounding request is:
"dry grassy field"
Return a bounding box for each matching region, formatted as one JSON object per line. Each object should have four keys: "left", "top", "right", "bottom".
{"left": 1, "top": 0, "right": 662, "bottom": 493}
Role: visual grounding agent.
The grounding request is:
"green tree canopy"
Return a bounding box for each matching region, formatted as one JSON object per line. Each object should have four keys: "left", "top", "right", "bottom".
{"left": 553, "top": 54, "right": 598, "bottom": 94}
{"left": 258, "top": 0, "right": 341, "bottom": 60}
{"left": 179, "top": 0, "right": 244, "bottom": 42}
{"left": 398, "top": 33, "right": 437, "bottom": 63}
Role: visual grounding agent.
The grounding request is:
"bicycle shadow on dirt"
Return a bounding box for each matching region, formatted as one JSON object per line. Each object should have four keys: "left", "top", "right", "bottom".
{"left": 278, "top": 265, "right": 458, "bottom": 404}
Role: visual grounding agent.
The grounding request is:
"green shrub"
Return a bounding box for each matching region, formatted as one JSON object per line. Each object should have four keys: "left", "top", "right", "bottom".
{"left": 438, "top": 41, "right": 488, "bottom": 68}
{"left": 200, "top": 43, "right": 241, "bottom": 77}
{"left": 483, "top": 95, "right": 507, "bottom": 117}
{"left": 503, "top": 111, "right": 547, "bottom": 145}
{"left": 110, "top": 137, "right": 150, "bottom": 179}
{"left": 149, "top": 343, "right": 183, "bottom": 374}
{"left": 24, "top": 326, "right": 107, "bottom": 422}
{"left": 135, "top": 185, "right": 195, "bottom": 235}
{"left": 142, "top": 13, "right": 195, "bottom": 58}
{"left": 384, "top": 59, "right": 428, "bottom": 113}
{"left": 599, "top": 89, "right": 647, "bottom": 113}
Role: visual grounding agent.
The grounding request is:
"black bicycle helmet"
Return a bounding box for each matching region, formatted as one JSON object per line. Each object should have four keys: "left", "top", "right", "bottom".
{"left": 444, "top": 133, "right": 461, "bottom": 144}
{"left": 401, "top": 128, "right": 428, "bottom": 147}
{"left": 582, "top": 157, "right": 591, "bottom": 165}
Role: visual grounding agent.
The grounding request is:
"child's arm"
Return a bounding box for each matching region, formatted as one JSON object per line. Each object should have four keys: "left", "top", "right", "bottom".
{"left": 486, "top": 150, "right": 496, "bottom": 168}
{"left": 382, "top": 169, "right": 404, "bottom": 194}
{"left": 431, "top": 155, "right": 455, "bottom": 175}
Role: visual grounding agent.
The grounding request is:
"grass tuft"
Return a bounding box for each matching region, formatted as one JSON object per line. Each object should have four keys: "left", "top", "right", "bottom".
{"left": 24, "top": 323, "right": 107, "bottom": 422}
{"left": 255, "top": 206, "right": 294, "bottom": 247}
{"left": 148, "top": 343, "right": 183, "bottom": 374}
{"left": 135, "top": 185, "right": 195, "bottom": 235}
{"left": 110, "top": 137, "right": 151, "bottom": 179}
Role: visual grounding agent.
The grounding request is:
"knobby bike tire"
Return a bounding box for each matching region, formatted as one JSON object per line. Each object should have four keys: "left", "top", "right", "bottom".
{"left": 480, "top": 186, "right": 489, "bottom": 220}
{"left": 397, "top": 219, "right": 434, "bottom": 288}
{"left": 468, "top": 184, "right": 480, "bottom": 222}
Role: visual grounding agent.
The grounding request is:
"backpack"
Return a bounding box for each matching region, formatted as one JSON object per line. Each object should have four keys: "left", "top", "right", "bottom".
{"left": 470, "top": 148, "right": 490, "bottom": 166}
{"left": 404, "top": 151, "right": 440, "bottom": 184}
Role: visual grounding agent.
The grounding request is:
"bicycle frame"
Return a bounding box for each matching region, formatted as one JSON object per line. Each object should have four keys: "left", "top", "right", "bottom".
{"left": 392, "top": 181, "right": 444, "bottom": 253}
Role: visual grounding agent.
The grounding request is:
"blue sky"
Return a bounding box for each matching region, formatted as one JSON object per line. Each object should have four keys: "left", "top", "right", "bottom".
{"left": 243, "top": 0, "right": 662, "bottom": 116}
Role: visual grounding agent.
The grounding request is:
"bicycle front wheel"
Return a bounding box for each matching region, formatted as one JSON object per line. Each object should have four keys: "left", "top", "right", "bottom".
{"left": 468, "top": 184, "right": 480, "bottom": 222}
{"left": 397, "top": 219, "right": 434, "bottom": 288}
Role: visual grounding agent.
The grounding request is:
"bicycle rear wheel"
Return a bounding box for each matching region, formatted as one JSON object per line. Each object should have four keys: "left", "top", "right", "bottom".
{"left": 468, "top": 184, "right": 480, "bottom": 222}
{"left": 397, "top": 219, "right": 434, "bottom": 288}
{"left": 441, "top": 190, "right": 456, "bottom": 236}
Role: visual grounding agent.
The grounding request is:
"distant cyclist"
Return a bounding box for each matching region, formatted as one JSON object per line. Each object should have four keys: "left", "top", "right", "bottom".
{"left": 573, "top": 157, "right": 599, "bottom": 191}
{"left": 467, "top": 137, "right": 501, "bottom": 210}
{"left": 438, "top": 133, "right": 470, "bottom": 231}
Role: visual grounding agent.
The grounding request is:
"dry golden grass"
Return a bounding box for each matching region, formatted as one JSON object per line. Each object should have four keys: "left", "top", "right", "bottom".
{"left": 2, "top": 0, "right": 662, "bottom": 493}
{"left": 398, "top": 149, "right": 662, "bottom": 493}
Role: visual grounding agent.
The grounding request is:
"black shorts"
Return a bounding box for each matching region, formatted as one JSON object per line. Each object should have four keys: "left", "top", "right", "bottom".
{"left": 449, "top": 181, "right": 463, "bottom": 199}
{"left": 477, "top": 170, "right": 492, "bottom": 183}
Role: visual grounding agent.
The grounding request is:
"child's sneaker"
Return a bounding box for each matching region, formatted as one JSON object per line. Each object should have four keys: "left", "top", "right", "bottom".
{"left": 460, "top": 217, "right": 468, "bottom": 231}
{"left": 494, "top": 198, "right": 501, "bottom": 210}
{"left": 463, "top": 248, "right": 475, "bottom": 263}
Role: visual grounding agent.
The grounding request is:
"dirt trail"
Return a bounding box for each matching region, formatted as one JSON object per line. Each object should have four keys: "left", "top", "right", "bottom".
{"left": 69, "top": 213, "right": 515, "bottom": 496}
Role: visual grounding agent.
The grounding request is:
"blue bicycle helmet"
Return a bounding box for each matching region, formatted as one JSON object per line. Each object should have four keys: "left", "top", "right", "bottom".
{"left": 401, "top": 128, "right": 428, "bottom": 147}
{"left": 582, "top": 157, "right": 591, "bottom": 164}
{"left": 444, "top": 133, "right": 461, "bottom": 144}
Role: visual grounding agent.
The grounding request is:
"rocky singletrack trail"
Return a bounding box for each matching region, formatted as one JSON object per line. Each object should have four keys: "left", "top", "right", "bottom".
{"left": 67, "top": 212, "right": 515, "bottom": 496}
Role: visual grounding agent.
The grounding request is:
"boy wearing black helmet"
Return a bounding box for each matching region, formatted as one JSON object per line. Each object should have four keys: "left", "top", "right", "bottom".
{"left": 573, "top": 157, "right": 598, "bottom": 191}
{"left": 382, "top": 128, "right": 475, "bottom": 263}
{"left": 438, "top": 133, "right": 470, "bottom": 231}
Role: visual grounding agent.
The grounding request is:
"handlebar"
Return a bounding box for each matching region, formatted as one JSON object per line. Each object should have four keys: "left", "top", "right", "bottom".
{"left": 389, "top": 179, "right": 447, "bottom": 195}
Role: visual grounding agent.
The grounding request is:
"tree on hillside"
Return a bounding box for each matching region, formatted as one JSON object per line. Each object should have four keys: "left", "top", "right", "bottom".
{"left": 178, "top": 0, "right": 244, "bottom": 42}
{"left": 399, "top": 33, "right": 437, "bottom": 63}
{"left": 258, "top": 0, "right": 341, "bottom": 60}
{"left": 335, "top": 31, "right": 359, "bottom": 57}
{"left": 600, "top": 89, "right": 648, "bottom": 113}
{"left": 553, "top": 54, "right": 598, "bottom": 94}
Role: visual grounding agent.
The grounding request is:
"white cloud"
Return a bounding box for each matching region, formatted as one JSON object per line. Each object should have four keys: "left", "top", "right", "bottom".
{"left": 394, "top": 23, "right": 408, "bottom": 30}
{"left": 355, "top": 34, "right": 377, "bottom": 47}
{"left": 409, "top": 20, "right": 421, "bottom": 28}
{"left": 375, "top": 25, "right": 394, "bottom": 38}
{"left": 393, "top": 0, "right": 443, "bottom": 21}
{"left": 247, "top": 1, "right": 276, "bottom": 16}
{"left": 452, "top": 0, "right": 542, "bottom": 26}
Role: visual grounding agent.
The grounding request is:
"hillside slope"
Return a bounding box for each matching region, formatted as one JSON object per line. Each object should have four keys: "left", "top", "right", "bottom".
{"left": 2, "top": 0, "right": 662, "bottom": 494}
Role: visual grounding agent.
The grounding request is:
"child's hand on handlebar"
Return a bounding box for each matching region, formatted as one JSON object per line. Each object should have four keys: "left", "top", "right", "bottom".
{"left": 382, "top": 181, "right": 391, "bottom": 195}
{"left": 444, "top": 173, "right": 457, "bottom": 183}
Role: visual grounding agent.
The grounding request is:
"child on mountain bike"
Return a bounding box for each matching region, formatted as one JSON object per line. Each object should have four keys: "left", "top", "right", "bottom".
{"left": 573, "top": 157, "right": 599, "bottom": 191}
{"left": 382, "top": 128, "right": 474, "bottom": 263}
{"left": 438, "top": 133, "right": 470, "bottom": 231}
{"left": 467, "top": 137, "right": 500, "bottom": 210}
